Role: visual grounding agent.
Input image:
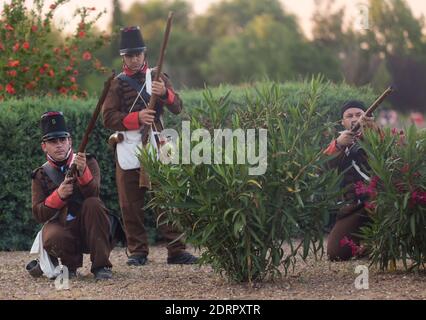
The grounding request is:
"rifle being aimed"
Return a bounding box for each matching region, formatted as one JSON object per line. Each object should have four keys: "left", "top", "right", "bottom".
{"left": 139, "top": 12, "right": 174, "bottom": 188}
{"left": 59, "top": 71, "right": 115, "bottom": 223}
{"left": 351, "top": 86, "right": 394, "bottom": 133}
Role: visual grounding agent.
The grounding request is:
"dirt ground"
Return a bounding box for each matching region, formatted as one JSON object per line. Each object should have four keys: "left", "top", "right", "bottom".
{"left": 0, "top": 245, "right": 425, "bottom": 300}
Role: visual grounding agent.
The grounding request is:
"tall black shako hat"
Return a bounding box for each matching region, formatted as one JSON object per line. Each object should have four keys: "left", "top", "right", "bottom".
{"left": 119, "top": 26, "right": 146, "bottom": 56}
{"left": 340, "top": 100, "right": 367, "bottom": 118}
{"left": 40, "top": 111, "right": 70, "bottom": 141}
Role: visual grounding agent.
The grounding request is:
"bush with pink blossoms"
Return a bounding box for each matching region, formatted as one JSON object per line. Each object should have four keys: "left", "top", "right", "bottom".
{"left": 0, "top": 0, "right": 108, "bottom": 100}
{"left": 358, "top": 126, "right": 426, "bottom": 270}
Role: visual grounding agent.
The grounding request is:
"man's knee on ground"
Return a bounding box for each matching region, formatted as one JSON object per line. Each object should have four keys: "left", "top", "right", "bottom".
{"left": 327, "top": 245, "right": 353, "bottom": 261}
{"left": 43, "top": 226, "right": 67, "bottom": 256}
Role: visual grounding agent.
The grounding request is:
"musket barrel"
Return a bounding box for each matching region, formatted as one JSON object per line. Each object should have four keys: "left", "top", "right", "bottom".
{"left": 351, "top": 86, "right": 394, "bottom": 133}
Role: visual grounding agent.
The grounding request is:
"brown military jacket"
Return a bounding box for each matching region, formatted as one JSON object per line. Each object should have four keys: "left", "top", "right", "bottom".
{"left": 102, "top": 66, "right": 183, "bottom": 133}
{"left": 31, "top": 155, "right": 100, "bottom": 224}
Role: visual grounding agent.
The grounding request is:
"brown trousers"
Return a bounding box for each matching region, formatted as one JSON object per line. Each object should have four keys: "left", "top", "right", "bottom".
{"left": 115, "top": 164, "right": 185, "bottom": 257}
{"left": 42, "top": 197, "right": 113, "bottom": 272}
{"left": 327, "top": 208, "right": 370, "bottom": 261}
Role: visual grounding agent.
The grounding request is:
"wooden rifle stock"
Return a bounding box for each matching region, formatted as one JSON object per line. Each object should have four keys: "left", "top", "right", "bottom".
{"left": 59, "top": 71, "right": 115, "bottom": 224}
{"left": 65, "top": 71, "right": 116, "bottom": 179}
{"left": 351, "top": 86, "right": 394, "bottom": 133}
{"left": 139, "top": 12, "right": 174, "bottom": 188}
{"left": 141, "top": 11, "right": 174, "bottom": 146}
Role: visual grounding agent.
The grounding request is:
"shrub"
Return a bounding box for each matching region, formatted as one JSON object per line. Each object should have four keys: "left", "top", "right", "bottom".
{"left": 139, "top": 77, "right": 349, "bottom": 282}
{"left": 359, "top": 126, "right": 426, "bottom": 270}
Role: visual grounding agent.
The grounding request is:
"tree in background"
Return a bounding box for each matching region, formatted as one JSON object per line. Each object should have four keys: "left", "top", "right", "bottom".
{"left": 312, "top": 0, "right": 426, "bottom": 113}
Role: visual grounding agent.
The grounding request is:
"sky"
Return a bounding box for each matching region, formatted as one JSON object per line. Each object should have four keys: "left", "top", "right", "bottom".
{"left": 4, "top": 0, "right": 426, "bottom": 37}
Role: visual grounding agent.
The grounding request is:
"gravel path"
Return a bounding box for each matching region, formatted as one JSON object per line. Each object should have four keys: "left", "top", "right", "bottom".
{"left": 0, "top": 245, "right": 425, "bottom": 300}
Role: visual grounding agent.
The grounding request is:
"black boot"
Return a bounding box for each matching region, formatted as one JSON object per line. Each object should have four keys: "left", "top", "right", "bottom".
{"left": 167, "top": 252, "right": 198, "bottom": 265}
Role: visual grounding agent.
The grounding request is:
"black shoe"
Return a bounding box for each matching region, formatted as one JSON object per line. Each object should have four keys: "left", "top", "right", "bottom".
{"left": 127, "top": 254, "right": 148, "bottom": 266}
{"left": 167, "top": 252, "right": 198, "bottom": 265}
{"left": 93, "top": 267, "right": 112, "bottom": 280}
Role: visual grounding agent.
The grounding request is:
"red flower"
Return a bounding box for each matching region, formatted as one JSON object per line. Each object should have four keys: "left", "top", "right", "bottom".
{"left": 411, "top": 191, "right": 426, "bottom": 206}
{"left": 39, "top": 67, "right": 45, "bottom": 75}
{"left": 339, "top": 236, "right": 362, "bottom": 257}
{"left": 13, "top": 43, "right": 20, "bottom": 52}
{"left": 70, "top": 84, "right": 78, "bottom": 91}
{"left": 73, "top": 70, "right": 79, "bottom": 75}
{"left": 65, "top": 66, "right": 73, "bottom": 72}
{"left": 25, "top": 82, "right": 36, "bottom": 90}
{"left": 0, "top": 43, "right": 4, "bottom": 51}
{"left": 70, "top": 76, "right": 76, "bottom": 83}
{"left": 78, "top": 31, "right": 86, "bottom": 38}
{"left": 59, "top": 87, "right": 68, "bottom": 94}
{"left": 82, "top": 51, "right": 92, "bottom": 61}
{"left": 8, "top": 60, "right": 20, "bottom": 67}
{"left": 22, "top": 42, "right": 30, "bottom": 50}
{"left": 6, "top": 83, "right": 16, "bottom": 95}
{"left": 31, "top": 25, "right": 38, "bottom": 32}
{"left": 5, "top": 24, "right": 14, "bottom": 31}
{"left": 22, "top": 67, "right": 30, "bottom": 73}
{"left": 0, "top": 85, "right": 3, "bottom": 91}
{"left": 54, "top": 47, "right": 61, "bottom": 54}
{"left": 364, "top": 201, "right": 376, "bottom": 210}
{"left": 7, "top": 70, "right": 17, "bottom": 77}
{"left": 48, "top": 69, "right": 55, "bottom": 77}
{"left": 43, "top": 63, "right": 50, "bottom": 68}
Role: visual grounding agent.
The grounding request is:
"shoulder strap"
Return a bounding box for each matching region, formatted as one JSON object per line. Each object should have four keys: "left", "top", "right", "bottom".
{"left": 41, "top": 162, "right": 65, "bottom": 187}
{"left": 117, "top": 73, "right": 144, "bottom": 93}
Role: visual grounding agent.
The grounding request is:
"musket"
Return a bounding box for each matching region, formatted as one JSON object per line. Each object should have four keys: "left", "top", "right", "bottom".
{"left": 351, "top": 86, "right": 394, "bottom": 133}
{"left": 59, "top": 71, "right": 115, "bottom": 223}
{"left": 140, "top": 12, "right": 174, "bottom": 146}
{"left": 139, "top": 12, "right": 174, "bottom": 188}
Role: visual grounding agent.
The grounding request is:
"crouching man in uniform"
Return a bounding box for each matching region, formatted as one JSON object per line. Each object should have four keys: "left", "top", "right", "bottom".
{"left": 31, "top": 111, "right": 114, "bottom": 280}
{"left": 324, "top": 100, "right": 382, "bottom": 261}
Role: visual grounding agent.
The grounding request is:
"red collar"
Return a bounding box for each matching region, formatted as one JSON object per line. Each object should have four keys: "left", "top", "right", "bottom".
{"left": 123, "top": 62, "right": 148, "bottom": 76}
{"left": 47, "top": 151, "right": 74, "bottom": 170}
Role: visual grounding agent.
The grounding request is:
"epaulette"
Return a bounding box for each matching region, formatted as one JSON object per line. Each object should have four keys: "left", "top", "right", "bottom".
{"left": 31, "top": 167, "right": 43, "bottom": 180}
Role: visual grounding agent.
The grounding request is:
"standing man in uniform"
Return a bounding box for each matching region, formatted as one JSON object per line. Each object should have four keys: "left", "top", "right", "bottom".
{"left": 31, "top": 111, "right": 114, "bottom": 280}
{"left": 102, "top": 26, "right": 197, "bottom": 266}
{"left": 324, "top": 100, "right": 381, "bottom": 261}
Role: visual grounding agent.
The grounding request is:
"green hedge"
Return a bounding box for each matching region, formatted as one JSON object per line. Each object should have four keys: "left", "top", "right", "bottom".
{"left": 0, "top": 80, "right": 376, "bottom": 250}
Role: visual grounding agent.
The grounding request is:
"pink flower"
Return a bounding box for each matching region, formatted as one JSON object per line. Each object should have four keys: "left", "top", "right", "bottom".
{"left": 411, "top": 191, "right": 426, "bottom": 206}
{"left": 8, "top": 60, "right": 20, "bottom": 67}
{"left": 13, "top": 43, "right": 20, "bottom": 52}
{"left": 59, "top": 87, "right": 68, "bottom": 94}
{"left": 82, "top": 51, "right": 92, "bottom": 60}
{"left": 339, "top": 236, "right": 362, "bottom": 257}
{"left": 78, "top": 31, "right": 86, "bottom": 38}
{"left": 5, "top": 24, "right": 14, "bottom": 31}
{"left": 7, "top": 70, "right": 17, "bottom": 77}
{"left": 48, "top": 69, "right": 55, "bottom": 77}
{"left": 364, "top": 201, "right": 376, "bottom": 210}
